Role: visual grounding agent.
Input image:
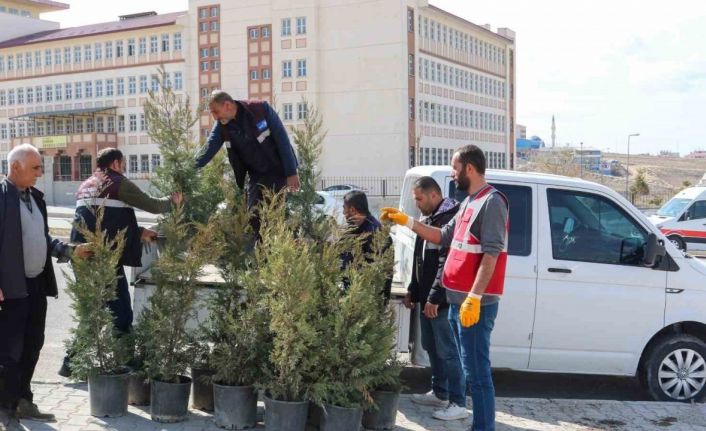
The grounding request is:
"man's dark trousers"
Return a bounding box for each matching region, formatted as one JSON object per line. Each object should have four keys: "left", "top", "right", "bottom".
{"left": 0, "top": 276, "right": 47, "bottom": 410}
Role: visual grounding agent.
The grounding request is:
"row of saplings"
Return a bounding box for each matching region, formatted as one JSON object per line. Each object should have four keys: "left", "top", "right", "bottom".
{"left": 66, "top": 190, "right": 403, "bottom": 431}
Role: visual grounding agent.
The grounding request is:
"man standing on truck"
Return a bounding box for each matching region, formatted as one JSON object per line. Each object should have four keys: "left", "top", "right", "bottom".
{"left": 382, "top": 145, "right": 509, "bottom": 431}
{"left": 404, "top": 176, "right": 468, "bottom": 421}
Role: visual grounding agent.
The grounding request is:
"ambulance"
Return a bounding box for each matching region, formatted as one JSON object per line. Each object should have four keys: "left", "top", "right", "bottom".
{"left": 649, "top": 178, "right": 706, "bottom": 252}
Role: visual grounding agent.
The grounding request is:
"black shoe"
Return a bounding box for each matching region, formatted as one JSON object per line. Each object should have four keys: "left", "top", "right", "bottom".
{"left": 57, "top": 360, "right": 72, "bottom": 378}
{"left": 0, "top": 408, "right": 27, "bottom": 431}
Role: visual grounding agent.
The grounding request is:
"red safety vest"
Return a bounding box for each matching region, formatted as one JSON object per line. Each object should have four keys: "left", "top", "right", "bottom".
{"left": 441, "top": 185, "right": 508, "bottom": 296}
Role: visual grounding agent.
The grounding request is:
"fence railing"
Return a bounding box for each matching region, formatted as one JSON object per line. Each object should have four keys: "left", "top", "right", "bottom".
{"left": 617, "top": 191, "right": 674, "bottom": 209}
{"left": 318, "top": 176, "right": 403, "bottom": 198}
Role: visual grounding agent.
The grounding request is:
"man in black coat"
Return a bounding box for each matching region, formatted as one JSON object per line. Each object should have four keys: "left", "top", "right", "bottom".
{"left": 404, "top": 176, "right": 467, "bottom": 421}
{"left": 0, "top": 144, "right": 90, "bottom": 430}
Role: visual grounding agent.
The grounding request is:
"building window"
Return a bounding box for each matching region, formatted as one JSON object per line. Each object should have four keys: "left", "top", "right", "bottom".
{"left": 24, "top": 52, "right": 31, "bottom": 69}
{"left": 0, "top": 91, "right": 6, "bottom": 106}
{"left": 282, "top": 61, "right": 292, "bottom": 78}
{"left": 127, "top": 38, "right": 135, "bottom": 56}
{"left": 7, "top": 90, "right": 14, "bottom": 105}
{"left": 129, "top": 155, "right": 137, "bottom": 173}
{"left": 409, "top": 97, "right": 414, "bottom": 120}
{"left": 407, "top": 9, "right": 414, "bottom": 32}
{"left": 211, "top": 60, "right": 219, "bottom": 70}
{"left": 151, "top": 154, "right": 161, "bottom": 171}
{"left": 140, "top": 154, "right": 149, "bottom": 173}
{"left": 107, "top": 116, "right": 115, "bottom": 133}
{"left": 140, "top": 113, "right": 146, "bottom": 131}
{"left": 283, "top": 103, "right": 292, "bottom": 121}
{"left": 65, "top": 83, "right": 72, "bottom": 100}
{"left": 45, "top": 85, "right": 52, "bottom": 102}
{"left": 249, "top": 28, "right": 259, "bottom": 39}
{"left": 262, "top": 68, "right": 270, "bottom": 79}
{"left": 86, "top": 117, "right": 94, "bottom": 133}
{"left": 139, "top": 37, "right": 147, "bottom": 55}
{"left": 128, "top": 114, "right": 137, "bottom": 132}
{"left": 117, "top": 77, "right": 125, "bottom": 95}
{"left": 281, "top": 18, "right": 291, "bottom": 36}
{"left": 85, "top": 81, "right": 92, "bottom": 98}
{"left": 117, "top": 115, "right": 125, "bottom": 132}
{"left": 174, "top": 72, "right": 183, "bottom": 90}
{"left": 0, "top": 125, "right": 6, "bottom": 140}
{"left": 94, "top": 42, "right": 102, "bottom": 60}
{"left": 408, "top": 54, "right": 414, "bottom": 77}
{"left": 201, "top": 48, "right": 209, "bottom": 58}
{"left": 27, "top": 87, "right": 34, "bottom": 104}
{"left": 6, "top": 55, "right": 13, "bottom": 71}
{"left": 78, "top": 155, "right": 92, "bottom": 180}
{"left": 95, "top": 80, "right": 103, "bottom": 97}
{"left": 262, "top": 26, "right": 270, "bottom": 38}
{"left": 139, "top": 75, "right": 147, "bottom": 94}
{"left": 199, "top": 7, "right": 207, "bottom": 18}
{"left": 73, "top": 46, "right": 81, "bottom": 63}
{"left": 81, "top": 45, "right": 91, "bottom": 63}
{"left": 250, "top": 70, "right": 258, "bottom": 81}
{"left": 150, "top": 36, "right": 158, "bottom": 53}
{"left": 210, "top": 21, "right": 219, "bottom": 32}
{"left": 105, "top": 79, "right": 113, "bottom": 96}
{"left": 211, "top": 46, "right": 219, "bottom": 57}
{"left": 35, "top": 86, "right": 42, "bottom": 103}
{"left": 17, "top": 88, "right": 24, "bottom": 104}
{"left": 96, "top": 117, "right": 104, "bottom": 133}
{"left": 200, "top": 61, "right": 208, "bottom": 71}
{"left": 297, "top": 59, "right": 306, "bottom": 77}
{"left": 297, "top": 102, "right": 308, "bottom": 120}
{"left": 151, "top": 75, "right": 159, "bottom": 93}
{"left": 56, "top": 156, "right": 72, "bottom": 181}
{"left": 75, "top": 118, "right": 84, "bottom": 133}
{"left": 200, "top": 22, "right": 208, "bottom": 32}
{"left": 116, "top": 40, "right": 124, "bottom": 58}
{"left": 296, "top": 17, "right": 307, "bottom": 34}
{"left": 210, "top": 6, "right": 218, "bottom": 17}
{"left": 74, "top": 82, "right": 82, "bottom": 99}
{"left": 105, "top": 41, "right": 113, "bottom": 59}
{"left": 161, "top": 34, "right": 169, "bottom": 52}
{"left": 0, "top": 56, "right": 5, "bottom": 72}
{"left": 128, "top": 76, "right": 136, "bottom": 94}
{"left": 174, "top": 32, "right": 182, "bottom": 51}
{"left": 34, "top": 51, "right": 41, "bottom": 68}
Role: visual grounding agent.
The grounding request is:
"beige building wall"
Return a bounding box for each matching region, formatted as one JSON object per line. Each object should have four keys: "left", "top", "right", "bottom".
{"left": 0, "top": 17, "right": 187, "bottom": 187}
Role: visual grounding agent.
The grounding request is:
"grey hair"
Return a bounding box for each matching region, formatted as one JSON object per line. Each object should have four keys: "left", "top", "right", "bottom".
{"left": 8, "top": 144, "right": 40, "bottom": 174}
{"left": 208, "top": 90, "right": 234, "bottom": 106}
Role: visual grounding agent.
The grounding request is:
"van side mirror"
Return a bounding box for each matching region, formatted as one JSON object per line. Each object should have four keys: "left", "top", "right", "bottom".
{"left": 642, "top": 233, "right": 666, "bottom": 268}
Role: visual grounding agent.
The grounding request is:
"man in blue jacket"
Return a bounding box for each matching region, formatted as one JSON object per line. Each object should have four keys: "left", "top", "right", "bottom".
{"left": 195, "top": 91, "right": 299, "bottom": 211}
{"left": 0, "top": 144, "right": 90, "bottom": 430}
{"left": 404, "top": 176, "right": 467, "bottom": 421}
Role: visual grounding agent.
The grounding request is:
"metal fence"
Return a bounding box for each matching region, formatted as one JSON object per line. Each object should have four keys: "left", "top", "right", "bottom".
{"left": 318, "top": 176, "right": 403, "bottom": 198}
{"left": 617, "top": 191, "right": 674, "bottom": 210}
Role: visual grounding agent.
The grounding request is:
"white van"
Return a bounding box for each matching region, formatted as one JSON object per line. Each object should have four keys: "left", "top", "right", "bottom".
{"left": 649, "top": 186, "right": 706, "bottom": 252}
{"left": 393, "top": 166, "right": 706, "bottom": 403}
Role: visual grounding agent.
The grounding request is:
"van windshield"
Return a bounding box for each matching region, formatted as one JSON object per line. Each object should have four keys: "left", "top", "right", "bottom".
{"left": 657, "top": 198, "right": 691, "bottom": 217}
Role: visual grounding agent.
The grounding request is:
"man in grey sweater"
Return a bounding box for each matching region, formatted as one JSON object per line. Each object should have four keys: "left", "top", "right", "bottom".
{"left": 0, "top": 144, "right": 91, "bottom": 430}
{"left": 382, "top": 145, "right": 509, "bottom": 431}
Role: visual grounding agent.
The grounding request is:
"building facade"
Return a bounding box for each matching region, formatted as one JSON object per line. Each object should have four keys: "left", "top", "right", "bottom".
{"left": 1, "top": 0, "right": 515, "bottom": 204}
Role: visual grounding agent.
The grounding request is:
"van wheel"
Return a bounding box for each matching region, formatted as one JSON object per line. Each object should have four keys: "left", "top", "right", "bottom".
{"left": 642, "top": 334, "right": 706, "bottom": 402}
{"left": 668, "top": 235, "right": 686, "bottom": 251}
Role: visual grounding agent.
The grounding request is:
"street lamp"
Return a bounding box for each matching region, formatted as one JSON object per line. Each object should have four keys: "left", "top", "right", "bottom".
{"left": 626, "top": 133, "right": 640, "bottom": 197}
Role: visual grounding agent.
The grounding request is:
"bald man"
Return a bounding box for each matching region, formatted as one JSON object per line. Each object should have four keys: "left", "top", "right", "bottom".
{"left": 0, "top": 144, "right": 89, "bottom": 430}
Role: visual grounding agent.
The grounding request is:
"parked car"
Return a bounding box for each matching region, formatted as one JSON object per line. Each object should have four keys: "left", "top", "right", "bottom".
{"left": 322, "top": 184, "right": 366, "bottom": 197}
{"left": 649, "top": 186, "right": 706, "bottom": 252}
{"left": 392, "top": 165, "right": 706, "bottom": 403}
{"left": 315, "top": 190, "right": 346, "bottom": 225}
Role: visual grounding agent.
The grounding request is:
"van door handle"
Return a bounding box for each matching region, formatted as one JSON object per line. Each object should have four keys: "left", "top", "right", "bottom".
{"left": 548, "top": 267, "right": 572, "bottom": 274}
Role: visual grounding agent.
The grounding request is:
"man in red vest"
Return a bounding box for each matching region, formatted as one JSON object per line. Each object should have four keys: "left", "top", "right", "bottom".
{"left": 382, "top": 145, "right": 508, "bottom": 431}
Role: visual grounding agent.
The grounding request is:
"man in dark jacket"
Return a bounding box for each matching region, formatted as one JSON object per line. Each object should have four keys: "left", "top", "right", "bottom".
{"left": 195, "top": 91, "right": 299, "bottom": 210}
{"left": 60, "top": 148, "right": 182, "bottom": 377}
{"left": 404, "top": 176, "right": 467, "bottom": 421}
{"left": 0, "top": 144, "right": 90, "bottom": 430}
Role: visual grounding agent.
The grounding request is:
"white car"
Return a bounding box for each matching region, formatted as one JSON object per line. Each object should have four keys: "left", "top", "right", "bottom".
{"left": 315, "top": 191, "right": 346, "bottom": 225}
{"left": 321, "top": 184, "right": 366, "bottom": 197}
{"left": 392, "top": 166, "right": 706, "bottom": 403}
{"left": 649, "top": 186, "right": 706, "bottom": 252}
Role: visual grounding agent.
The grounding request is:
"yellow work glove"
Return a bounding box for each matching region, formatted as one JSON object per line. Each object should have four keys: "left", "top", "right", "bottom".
{"left": 460, "top": 293, "right": 482, "bottom": 327}
{"left": 380, "top": 207, "right": 414, "bottom": 229}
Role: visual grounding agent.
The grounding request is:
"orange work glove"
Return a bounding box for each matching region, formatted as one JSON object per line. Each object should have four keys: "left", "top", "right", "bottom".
{"left": 380, "top": 207, "right": 414, "bottom": 229}
{"left": 460, "top": 293, "right": 482, "bottom": 327}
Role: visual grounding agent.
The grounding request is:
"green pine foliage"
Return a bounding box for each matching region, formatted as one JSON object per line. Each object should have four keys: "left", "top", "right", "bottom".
{"left": 136, "top": 203, "right": 216, "bottom": 383}
{"left": 65, "top": 207, "right": 131, "bottom": 380}
{"left": 144, "top": 66, "right": 224, "bottom": 225}
{"left": 204, "top": 180, "right": 272, "bottom": 387}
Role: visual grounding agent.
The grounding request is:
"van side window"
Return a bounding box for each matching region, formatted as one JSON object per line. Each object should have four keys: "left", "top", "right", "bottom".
{"left": 449, "top": 180, "right": 532, "bottom": 256}
{"left": 685, "top": 201, "right": 706, "bottom": 220}
{"left": 493, "top": 184, "right": 532, "bottom": 257}
{"left": 547, "top": 189, "right": 648, "bottom": 265}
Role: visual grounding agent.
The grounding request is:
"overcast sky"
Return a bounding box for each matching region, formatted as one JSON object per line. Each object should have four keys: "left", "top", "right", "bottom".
{"left": 44, "top": 0, "right": 706, "bottom": 156}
